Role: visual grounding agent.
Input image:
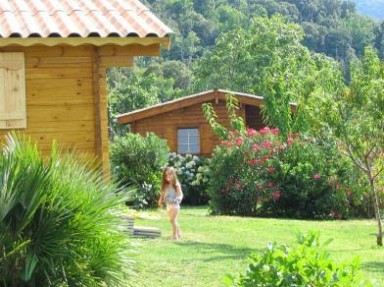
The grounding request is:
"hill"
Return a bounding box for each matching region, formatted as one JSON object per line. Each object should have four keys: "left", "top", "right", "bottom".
{"left": 353, "top": 0, "right": 384, "bottom": 20}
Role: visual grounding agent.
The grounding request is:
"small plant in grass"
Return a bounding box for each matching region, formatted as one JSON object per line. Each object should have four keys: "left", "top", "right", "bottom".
{"left": 227, "top": 231, "right": 372, "bottom": 287}
{"left": 0, "top": 133, "right": 134, "bottom": 286}
{"left": 110, "top": 132, "right": 170, "bottom": 208}
{"left": 168, "top": 152, "right": 210, "bottom": 205}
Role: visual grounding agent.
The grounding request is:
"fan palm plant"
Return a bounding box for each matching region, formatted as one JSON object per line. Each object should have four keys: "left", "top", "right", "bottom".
{"left": 0, "top": 133, "right": 134, "bottom": 286}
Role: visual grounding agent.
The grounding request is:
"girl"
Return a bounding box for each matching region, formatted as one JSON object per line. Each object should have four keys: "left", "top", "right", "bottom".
{"left": 158, "top": 167, "right": 183, "bottom": 240}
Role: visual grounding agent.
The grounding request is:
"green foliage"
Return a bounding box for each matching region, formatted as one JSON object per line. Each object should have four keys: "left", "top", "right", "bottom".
{"left": 202, "top": 94, "right": 245, "bottom": 140}
{"left": 260, "top": 134, "right": 360, "bottom": 219}
{"left": 143, "top": 0, "right": 381, "bottom": 75}
{"left": 228, "top": 231, "right": 370, "bottom": 287}
{"left": 374, "top": 22, "right": 384, "bottom": 59}
{"left": 204, "top": 95, "right": 359, "bottom": 218}
{"left": 208, "top": 134, "right": 260, "bottom": 216}
{"left": 197, "top": 15, "right": 340, "bottom": 137}
{"left": 0, "top": 133, "right": 134, "bottom": 286}
{"left": 318, "top": 45, "right": 384, "bottom": 245}
{"left": 107, "top": 66, "right": 180, "bottom": 138}
{"left": 168, "top": 153, "right": 210, "bottom": 205}
{"left": 208, "top": 127, "right": 358, "bottom": 218}
{"left": 110, "top": 133, "right": 170, "bottom": 208}
{"left": 340, "top": 14, "right": 376, "bottom": 58}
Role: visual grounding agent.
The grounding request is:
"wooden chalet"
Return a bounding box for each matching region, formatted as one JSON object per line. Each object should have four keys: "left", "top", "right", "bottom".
{"left": 0, "top": 0, "right": 172, "bottom": 176}
{"left": 117, "top": 89, "right": 296, "bottom": 157}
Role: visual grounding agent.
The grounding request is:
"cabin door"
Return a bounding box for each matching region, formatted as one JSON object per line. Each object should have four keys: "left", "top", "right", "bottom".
{"left": 245, "top": 105, "right": 264, "bottom": 131}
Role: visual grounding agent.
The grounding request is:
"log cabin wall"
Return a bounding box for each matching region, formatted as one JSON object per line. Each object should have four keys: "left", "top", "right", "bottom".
{"left": 131, "top": 99, "right": 249, "bottom": 156}
{"left": 0, "top": 45, "right": 125, "bottom": 176}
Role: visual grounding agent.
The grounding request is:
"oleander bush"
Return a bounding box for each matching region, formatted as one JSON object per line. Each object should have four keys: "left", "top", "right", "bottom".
{"left": 110, "top": 132, "right": 170, "bottom": 208}
{"left": 0, "top": 133, "right": 134, "bottom": 287}
{"left": 228, "top": 231, "right": 371, "bottom": 287}
{"left": 168, "top": 153, "right": 210, "bottom": 205}
{"left": 208, "top": 127, "right": 360, "bottom": 218}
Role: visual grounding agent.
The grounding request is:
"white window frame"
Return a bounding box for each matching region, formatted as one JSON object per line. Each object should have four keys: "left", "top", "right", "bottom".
{"left": 177, "top": 127, "right": 200, "bottom": 154}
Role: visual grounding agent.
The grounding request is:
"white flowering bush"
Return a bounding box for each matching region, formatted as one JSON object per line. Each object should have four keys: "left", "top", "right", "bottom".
{"left": 168, "top": 153, "right": 210, "bottom": 205}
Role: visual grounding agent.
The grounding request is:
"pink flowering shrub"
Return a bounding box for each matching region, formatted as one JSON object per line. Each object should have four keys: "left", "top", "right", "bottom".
{"left": 208, "top": 127, "right": 359, "bottom": 218}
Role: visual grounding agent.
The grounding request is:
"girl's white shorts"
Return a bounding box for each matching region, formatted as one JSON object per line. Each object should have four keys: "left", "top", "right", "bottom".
{"left": 166, "top": 203, "right": 180, "bottom": 211}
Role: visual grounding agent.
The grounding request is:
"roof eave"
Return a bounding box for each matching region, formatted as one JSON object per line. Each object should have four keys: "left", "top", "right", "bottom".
{"left": 117, "top": 89, "right": 298, "bottom": 125}
{"left": 117, "top": 91, "right": 216, "bottom": 124}
{"left": 0, "top": 36, "right": 171, "bottom": 48}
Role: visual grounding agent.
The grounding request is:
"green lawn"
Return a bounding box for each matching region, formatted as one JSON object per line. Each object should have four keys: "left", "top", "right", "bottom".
{"left": 129, "top": 206, "right": 384, "bottom": 287}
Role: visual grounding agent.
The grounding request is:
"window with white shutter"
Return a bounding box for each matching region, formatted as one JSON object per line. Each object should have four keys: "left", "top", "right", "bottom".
{"left": 0, "top": 52, "right": 26, "bottom": 129}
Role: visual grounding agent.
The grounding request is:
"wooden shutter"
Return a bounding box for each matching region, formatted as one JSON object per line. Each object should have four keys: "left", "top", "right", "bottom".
{"left": 0, "top": 52, "right": 26, "bottom": 129}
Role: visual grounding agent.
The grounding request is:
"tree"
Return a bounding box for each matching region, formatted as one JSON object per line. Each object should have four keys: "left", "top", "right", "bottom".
{"left": 374, "top": 21, "right": 384, "bottom": 59}
{"left": 341, "top": 14, "right": 376, "bottom": 58}
{"left": 144, "top": 60, "right": 193, "bottom": 92}
{"left": 195, "top": 15, "right": 338, "bottom": 137}
{"left": 107, "top": 67, "right": 173, "bottom": 137}
{"left": 321, "top": 46, "right": 384, "bottom": 245}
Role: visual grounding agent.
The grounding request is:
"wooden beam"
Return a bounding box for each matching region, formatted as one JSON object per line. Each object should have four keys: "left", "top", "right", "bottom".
{"left": 98, "top": 44, "right": 161, "bottom": 56}
{"left": 100, "top": 55, "right": 134, "bottom": 67}
{"left": 91, "top": 47, "right": 103, "bottom": 163}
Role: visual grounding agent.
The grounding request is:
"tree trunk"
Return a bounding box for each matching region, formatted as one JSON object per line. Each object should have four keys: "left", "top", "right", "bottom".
{"left": 369, "top": 177, "right": 383, "bottom": 246}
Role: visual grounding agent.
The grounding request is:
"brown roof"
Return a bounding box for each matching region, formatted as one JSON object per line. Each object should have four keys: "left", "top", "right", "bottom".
{"left": 117, "top": 89, "right": 297, "bottom": 124}
{"left": 0, "top": 0, "right": 172, "bottom": 39}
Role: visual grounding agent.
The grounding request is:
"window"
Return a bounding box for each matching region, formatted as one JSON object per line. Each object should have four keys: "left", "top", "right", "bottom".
{"left": 0, "top": 52, "right": 26, "bottom": 129}
{"left": 177, "top": 128, "right": 200, "bottom": 154}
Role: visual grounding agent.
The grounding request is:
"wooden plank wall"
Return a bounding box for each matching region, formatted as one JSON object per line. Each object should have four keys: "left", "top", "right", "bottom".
{"left": 132, "top": 100, "right": 249, "bottom": 156}
{"left": 0, "top": 45, "right": 110, "bottom": 175}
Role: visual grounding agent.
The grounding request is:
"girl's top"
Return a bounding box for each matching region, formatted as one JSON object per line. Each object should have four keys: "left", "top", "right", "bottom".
{"left": 163, "top": 184, "right": 182, "bottom": 205}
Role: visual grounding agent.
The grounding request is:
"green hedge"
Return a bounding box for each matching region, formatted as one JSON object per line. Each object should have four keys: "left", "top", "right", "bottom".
{"left": 110, "top": 132, "right": 170, "bottom": 208}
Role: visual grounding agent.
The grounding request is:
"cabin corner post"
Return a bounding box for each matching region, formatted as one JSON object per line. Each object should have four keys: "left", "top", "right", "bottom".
{"left": 91, "top": 46, "right": 110, "bottom": 179}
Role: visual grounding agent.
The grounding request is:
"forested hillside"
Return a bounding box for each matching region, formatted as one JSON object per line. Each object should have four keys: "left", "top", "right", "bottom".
{"left": 107, "top": 0, "right": 384, "bottom": 136}
{"left": 353, "top": 0, "right": 384, "bottom": 20}
{"left": 147, "top": 0, "right": 384, "bottom": 64}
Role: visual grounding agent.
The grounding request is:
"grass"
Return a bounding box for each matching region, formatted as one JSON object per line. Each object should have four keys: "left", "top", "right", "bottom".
{"left": 129, "top": 206, "right": 384, "bottom": 287}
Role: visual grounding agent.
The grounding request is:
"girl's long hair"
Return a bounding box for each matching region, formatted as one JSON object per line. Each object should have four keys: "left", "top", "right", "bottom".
{"left": 161, "top": 166, "right": 178, "bottom": 190}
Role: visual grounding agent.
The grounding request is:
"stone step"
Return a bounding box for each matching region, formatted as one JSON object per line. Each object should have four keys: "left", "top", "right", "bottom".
{"left": 133, "top": 226, "right": 161, "bottom": 238}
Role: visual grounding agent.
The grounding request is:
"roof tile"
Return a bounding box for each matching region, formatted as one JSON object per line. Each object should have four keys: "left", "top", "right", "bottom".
{"left": 0, "top": 0, "right": 172, "bottom": 38}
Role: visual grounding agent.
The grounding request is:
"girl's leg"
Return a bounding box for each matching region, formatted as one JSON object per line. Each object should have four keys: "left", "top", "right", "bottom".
{"left": 168, "top": 206, "right": 180, "bottom": 239}
{"left": 174, "top": 207, "right": 181, "bottom": 238}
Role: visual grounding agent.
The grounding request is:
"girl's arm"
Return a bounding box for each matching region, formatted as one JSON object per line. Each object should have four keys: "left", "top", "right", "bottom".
{"left": 175, "top": 182, "right": 183, "bottom": 203}
{"left": 158, "top": 188, "right": 166, "bottom": 206}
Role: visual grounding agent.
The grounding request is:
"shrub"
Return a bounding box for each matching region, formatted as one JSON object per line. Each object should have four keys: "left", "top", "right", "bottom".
{"left": 168, "top": 153, "right": 210, "bottom": 205}
{"left": 227, "top": 231, "right": 371, "bottom": 287}
{"left": 0, "top": 133, "right": 134, "bottom": 286}
{"left": 258, "top": 133, "right": 358, "bottom": 219}
{"left": 208, "top": 127, "right": 359, "bottom": 218}
{"left": 207, "top": 136, "right": 259, "bottom": 215}
{"left": 203, "top": 94, "right": 362, "bottom": 218}
{"left": 110, "top": 132, "right": 169, "bottom": 208}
